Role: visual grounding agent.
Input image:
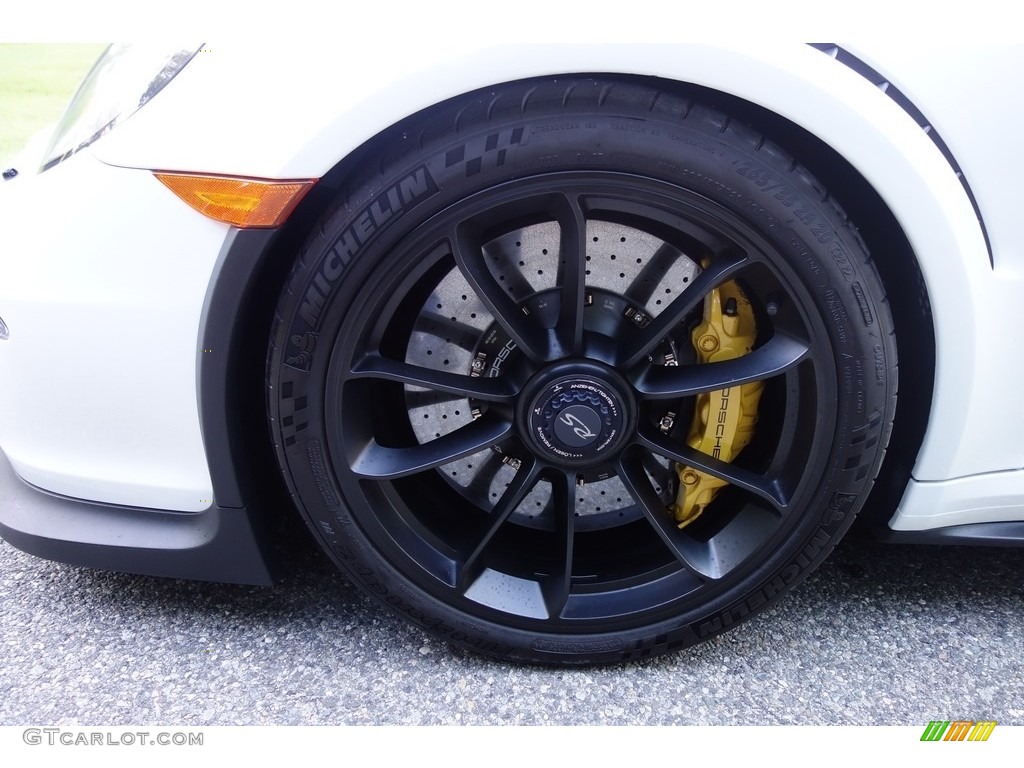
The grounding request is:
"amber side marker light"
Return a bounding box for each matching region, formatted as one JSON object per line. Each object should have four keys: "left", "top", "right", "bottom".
{"left": 154, "top": 173, "right": 317, "bottom": 228}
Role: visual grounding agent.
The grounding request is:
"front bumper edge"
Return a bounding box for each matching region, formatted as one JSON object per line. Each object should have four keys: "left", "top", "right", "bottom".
{"left": 0, "top": 450, "right": 275, "bottom": 585}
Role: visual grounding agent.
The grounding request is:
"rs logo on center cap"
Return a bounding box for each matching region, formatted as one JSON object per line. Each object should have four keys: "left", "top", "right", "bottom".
{"left": 553, "top": 404, "right": 604, "bottom": 448}
{"left": 559, "top": 412, "right": 597, "bottom": 440}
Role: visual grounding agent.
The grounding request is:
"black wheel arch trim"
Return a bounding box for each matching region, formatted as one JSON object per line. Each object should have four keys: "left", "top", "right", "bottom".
{"left": 197, "top": 227, "right": 281, "bottom": 511}
{"left": 193, "top": 198, "right": 343, "bottom": 581}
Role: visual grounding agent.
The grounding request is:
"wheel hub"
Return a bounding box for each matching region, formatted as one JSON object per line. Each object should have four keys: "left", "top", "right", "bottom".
{"left": 523, "top": 368, "right": 631, "bottom": 468}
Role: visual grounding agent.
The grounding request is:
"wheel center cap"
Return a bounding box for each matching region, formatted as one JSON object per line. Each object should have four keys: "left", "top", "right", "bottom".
{"left": 525, "top": 373, "right": 629, "bottom": 466}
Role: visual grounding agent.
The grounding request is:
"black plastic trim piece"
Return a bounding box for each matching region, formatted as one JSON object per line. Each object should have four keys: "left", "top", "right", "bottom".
{"left": 197, "top": 228, "right": 279, "bottom": 509}
{"left": 874, "top": 521, "right": 1024, "bottom": 548}
{"left": 194, "top": 181, "right": 341, "bottom": 576}
{"left": 0, "top": 451, "right": 275, "bottom": 585}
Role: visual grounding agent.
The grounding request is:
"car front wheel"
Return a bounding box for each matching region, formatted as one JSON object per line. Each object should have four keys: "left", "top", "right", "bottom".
{"left": 268, "top": 78, "right": 897, "bottom": 664}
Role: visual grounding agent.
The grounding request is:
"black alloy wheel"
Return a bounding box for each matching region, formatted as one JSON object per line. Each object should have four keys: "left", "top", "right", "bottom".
{"left": 268, "top": 79, "right": 897, "bottom": 664}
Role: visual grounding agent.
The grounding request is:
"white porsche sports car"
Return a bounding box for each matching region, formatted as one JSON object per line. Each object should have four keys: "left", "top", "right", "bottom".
{"left": 2, "top": 42, "right": 1022, "bottom": 665}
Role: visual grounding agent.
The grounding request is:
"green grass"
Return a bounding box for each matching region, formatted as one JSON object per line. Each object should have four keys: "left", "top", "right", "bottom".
{"left": 0, "top": 44, "right": 106, "bottom": 166}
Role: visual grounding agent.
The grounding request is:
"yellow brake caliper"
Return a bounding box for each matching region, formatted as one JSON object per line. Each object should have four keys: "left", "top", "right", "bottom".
{"left": 672, "top": 279, "right": 762, "bottom": 528}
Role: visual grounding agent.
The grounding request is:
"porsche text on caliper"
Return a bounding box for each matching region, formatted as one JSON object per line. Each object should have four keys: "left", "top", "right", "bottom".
{"left": 673, "top": 279, "right": 763, "bottom": 528}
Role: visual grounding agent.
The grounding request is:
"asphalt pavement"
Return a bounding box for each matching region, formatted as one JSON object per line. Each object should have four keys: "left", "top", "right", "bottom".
{"left": 2, "top": 524, "right": 1022, "bottom": 726}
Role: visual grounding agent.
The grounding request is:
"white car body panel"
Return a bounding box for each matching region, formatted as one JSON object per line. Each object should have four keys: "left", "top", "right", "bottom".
{"left": 2, "top": 41, "right": 1023, "bottom": 529}
{"left": 0, "top": 152, "right": 221, "bottom": 511}
{"left": 895, "top": 469, "right": 1024, "bottom": 531}
{"left": 846, "top": 42, "right": 1024, "bottom": 276}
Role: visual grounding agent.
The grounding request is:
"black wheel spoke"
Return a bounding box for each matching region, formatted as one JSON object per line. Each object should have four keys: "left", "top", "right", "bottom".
{"left": 553, "top": 192, "right": 588, "bottom": 356}
{"left": 350, "top": 415, "right": 513, "bottom": 479}
{"left": 631, "top": 330, "right": 810, "bottom": 399}
{"left": 462, "top": 451, "right": 510, "bottom": 500}
{"left": 619, "top": 249, "right": 749, "bottom": 368}
{"left": 450, "top": 226, "right": 551, "bottom": 363}
{"left": 351, "top": 354, "right": 519, "bottom": 403}
{"left": 541, "top": 470, "right": 577, "bottom": 619}
{"left": 624, "top": 242, "right": 683, "bottom": 307}
{"left": 416, "top": 312, "right": 488, "bottom": 351}
{"left": 617, "top": 454, "right": 721, "bottom": 581}
{"left": 457, "top": 457, "right": 542, "bottom": 592}
{"left": 480, "top": 240, "right": 539, "bottom": 302}
{"left": 636, "top": 425, "right": 789, "bottom": 511}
